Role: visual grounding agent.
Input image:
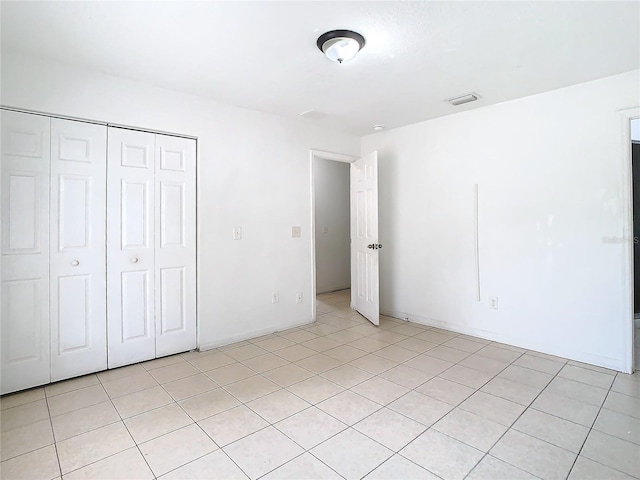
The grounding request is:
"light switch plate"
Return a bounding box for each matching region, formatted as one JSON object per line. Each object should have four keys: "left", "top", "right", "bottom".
{"left": 292, "top": 226, "right": 301, "bottom": 237}
{"left": 233, "top": 226, "right": 242, "bottom": 240}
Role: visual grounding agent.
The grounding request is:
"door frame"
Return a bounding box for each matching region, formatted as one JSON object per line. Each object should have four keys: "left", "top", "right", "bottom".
{"left": 309, "top": 149, "right": 357, "bottom": 321}
{"left": 621, "top": 107, "right": 640, "bottom": 373}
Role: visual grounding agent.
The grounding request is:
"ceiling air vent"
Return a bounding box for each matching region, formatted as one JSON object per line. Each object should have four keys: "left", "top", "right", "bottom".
{"left": 447, "top": 93, "right": 479, "bottom": 106}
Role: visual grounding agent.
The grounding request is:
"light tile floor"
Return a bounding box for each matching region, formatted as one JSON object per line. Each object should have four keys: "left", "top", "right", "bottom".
{"left": 1, "top": 289, "right": 639, "bottom": 480}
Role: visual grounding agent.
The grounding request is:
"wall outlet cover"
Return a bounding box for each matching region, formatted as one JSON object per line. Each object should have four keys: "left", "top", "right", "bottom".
{"left": 489, "top": 296, "right": 499, "bottom": 310}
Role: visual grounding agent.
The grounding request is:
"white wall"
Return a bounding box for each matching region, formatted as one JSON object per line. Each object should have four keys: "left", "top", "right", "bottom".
{"left": 632, "top": 118, "right": 640, "bottom": 141}
{"left": 314, "top": 159, "right": 350, "bottom": 294}
{"left": 362, "top": 70, "right": 640, "bottom": 372}
{"left": 1, "top": 52, "right": 359, "bottom": 350}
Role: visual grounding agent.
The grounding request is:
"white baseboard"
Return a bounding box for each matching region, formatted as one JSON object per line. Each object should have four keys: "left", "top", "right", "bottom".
{"left": 381, "top": 309, "right": 628, "bottom": 373}
{"left": 317, "top": 286, "right": 351, "bottom": 295}
{"left": 199, "top": 318, "right": 315, "bottom": 352}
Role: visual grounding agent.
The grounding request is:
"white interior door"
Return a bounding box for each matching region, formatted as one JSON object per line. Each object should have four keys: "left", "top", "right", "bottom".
{"left": 350, "top": 151, "right": 380, "bottom": 325}
{"left": 50, "top": 118, "right": 107, "bottom": 381}
{"left": 1, "top": 110, "right": 51, "bottom": 394}
{"left": 107, "top": 128, "right": 156, "bottom": 368}
{"left": 154, "top": 135, "right": 196, "bottom": 357}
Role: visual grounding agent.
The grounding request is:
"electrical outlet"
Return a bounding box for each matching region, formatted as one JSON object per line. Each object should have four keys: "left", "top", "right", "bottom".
{"left": 489, "top": 296, "right": 499, "bottom": 310}
{"left": 271, "top": 292, "right": 279, "bottom": 304}
{"left": 233, "top": 226, "right": 242, "bottom": 240}
{"left": 296, "top": 292, "right": 303, "bottom": 303}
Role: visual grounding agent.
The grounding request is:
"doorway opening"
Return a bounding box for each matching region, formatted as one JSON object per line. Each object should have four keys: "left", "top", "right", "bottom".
{"left": 632, "top": 117, "right": 640, "bottom": 371}
{"left": 310, "top": 150, "right": 356, "bottom": 321}
{"left": 310, "top": 149, "right": 381, "bottom": 326}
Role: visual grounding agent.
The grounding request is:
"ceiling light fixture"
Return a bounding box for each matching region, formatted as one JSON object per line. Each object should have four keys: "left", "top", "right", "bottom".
{"left": 373, "top": 125, "right": 384, "bottom": 131}
{"left": 448, "top": 93, "right": 479, "bottom": 106}
{"left": 317, "top": 30, "right": 365, "bottom": 63}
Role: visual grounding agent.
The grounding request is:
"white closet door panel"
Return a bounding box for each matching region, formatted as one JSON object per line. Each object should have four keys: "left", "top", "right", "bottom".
{"left": 122, "top": 179, "right": 151, "bottom": 247}
{"left": 107, "top": 128, "right": 156, "bottom": 368}
{"left": 50, "top": 119, "right": 107, "bottom": 381}
{"left": 121, "top": 270, "right": 151, "bottom": 339}
{"left": 159, "top": 266, "right": 185, "bottom": 334}
{"left": 6, "top": 173, "right": 39, "bottom": 251}
{"left": 3, "top": 280, "right": 42, "bottom": 358}
{"left": 1, "top": 110, "right": 51, "bottom": 394}
{"left": 154, "top": 135, "right": 196, "bottom": 357}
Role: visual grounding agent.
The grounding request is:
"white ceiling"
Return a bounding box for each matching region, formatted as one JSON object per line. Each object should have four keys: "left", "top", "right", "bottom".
{"left": 2, "top": 1, "right": 639, "bottom": 136}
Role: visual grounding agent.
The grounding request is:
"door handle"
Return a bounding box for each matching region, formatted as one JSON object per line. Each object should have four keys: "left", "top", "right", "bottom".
{"left": 367, "top": 244, "right": 383, "bottom": 250}
{"left": 71, "top": 260, "right": 80, "bottom": 266}
{"left": 131, "top": 257, "right": 139, "bottom": 263}
{"left": 367, "top": 244, "right": 375, "bottom": 249}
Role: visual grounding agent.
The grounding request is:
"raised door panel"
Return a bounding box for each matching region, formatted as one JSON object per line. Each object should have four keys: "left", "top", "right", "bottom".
{"left": 50, "top": 118, "right": 107, "bottom": 381}
{"left": 107, "top": 128, "right": 156, "bottom": 368}
{"left": 58, "top": 175, "right": 90, "bottom": 250}
{"left": 122, "top": 179, "right": 151, "bottom": 249}
{"left": 2, "top": 280, "right": 43, "bottom": 362}
{"left": 56, "top": 275, "right": 91, "bottom": 351}
{"left": 155, "top": 135, "right": 196, "bottom": 357}
{"left": 1, "top": 116, "right": 45, "bottom": 158}
{"left": 5, "top": 173, "right": 40, "bottom": 252}
{"left": 1, "top": 110, "right": 51, "bottom": 394}
{"left": 159, "top": 266, "right": 186, "bottom": 335}
{"left": 121, "top": 270, "right": 151, "bottom": 340}
{"left": 160, "top": 182, "right": 185, "bottom": 248}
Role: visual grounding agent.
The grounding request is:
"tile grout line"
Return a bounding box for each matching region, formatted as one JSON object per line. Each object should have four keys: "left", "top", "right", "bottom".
{"left": 43, "top": 388, "right": 63, "bottom": 479}
{"left": 47, "top": 352, "right": 547, "bottom": 479}
{"left": 299, "top": 302, "right": 456, "bottom": 478}
{"left": 258, "top": 450, "right": 347, "bottom": 480}
{"left": 96, "top": 369, "right": 159, "bottom": 479}
{"left": 407, "top": 348, "right": 533, "bottom": 480}
{"left": 461, "top": 356, "right": 579, "bottom": 480}
{"left": 81, "top": 317, "right": 535, "bottom": 477}
{"left": 180, "top": 348, "right": 346, "bottom": 479}
{"left": 563, "top": 372, "right": 633, "bottom": 480}
{"left": 186, "top": 342, "right": 353, "bottom": 480}
{"left": 240, "top": 317, "right": 516, "bottom": 479}
{"left": 2, "top": 291, "right": 634, "bottom": 479}
{"left": 469, "top": 357, "right": 624, "bottom": 477}
{"left": 241, "top": 296, "right": 636, "bottom": 480}
{"left": 146, "top": 360, "right": 243, "bottom": 479}
{"left": 188, "top": 312, "right": 403, "bottom": 479}
{"left": 171, "top": 356, "right": 266, "bottom": 480}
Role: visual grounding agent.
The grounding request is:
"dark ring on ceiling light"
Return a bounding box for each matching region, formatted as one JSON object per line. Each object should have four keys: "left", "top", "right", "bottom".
{"left": 317, "top": 29, "right": 366, "bottom": 63}
{"left": 316, "top": 30, "right": 366, "bottom": 51}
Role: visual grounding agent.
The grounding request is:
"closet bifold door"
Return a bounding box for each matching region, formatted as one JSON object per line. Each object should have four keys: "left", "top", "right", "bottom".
{"left": 50, "top": 118, "right": 107, "bottom": 381}
{"left": 1, "top": 110, "right": 51, "bottom": 394}
{"left": 107, "top": 128, "right": 156, "bottom": 368}
{"left": 155, "top": 135, "right": 196, "bottom": 357}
